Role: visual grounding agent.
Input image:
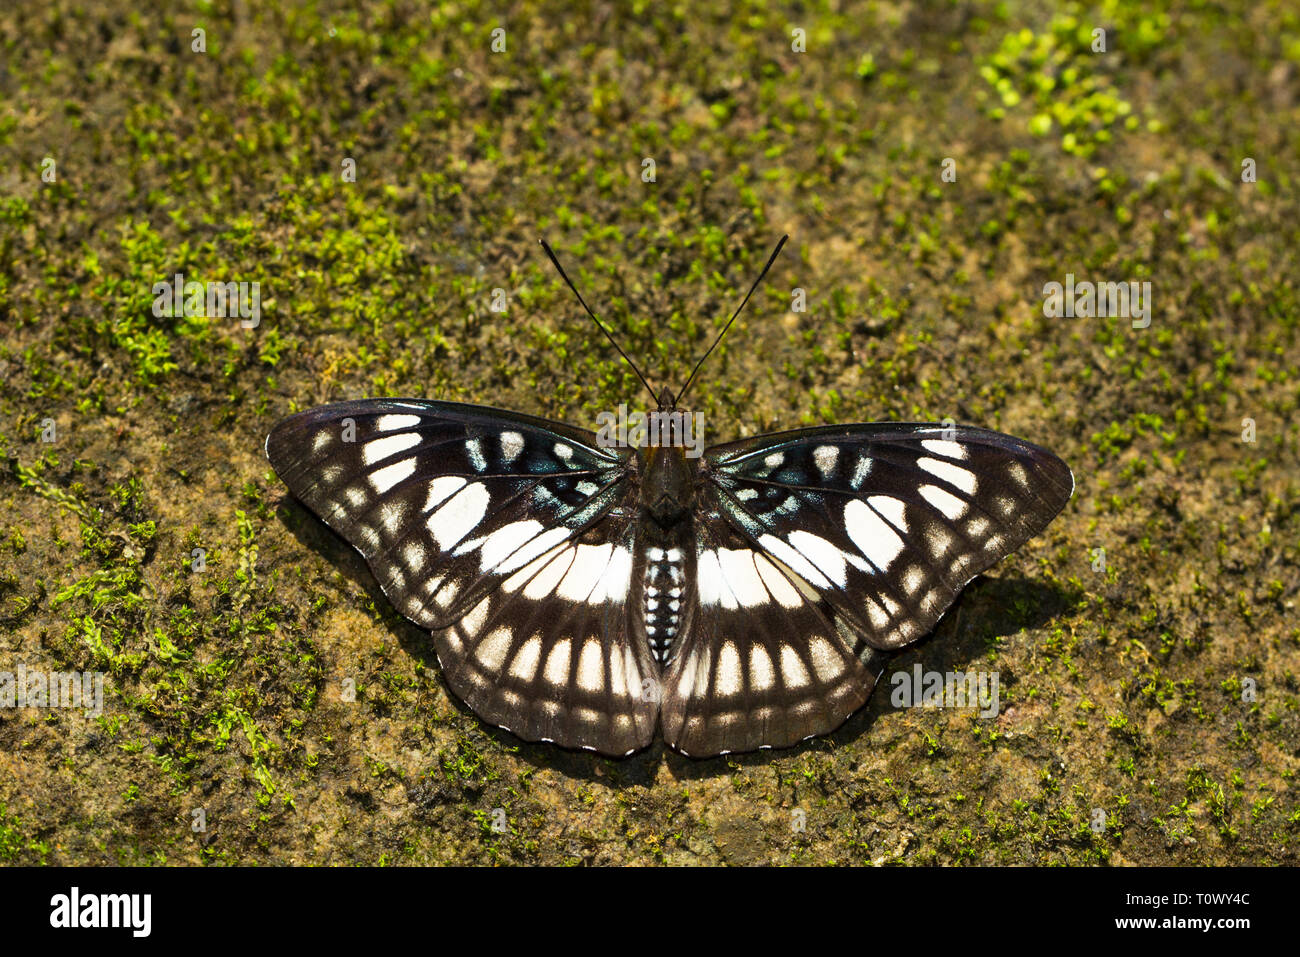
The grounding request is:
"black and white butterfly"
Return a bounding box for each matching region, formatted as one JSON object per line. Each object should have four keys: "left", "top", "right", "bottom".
{"left": 266, "top": 236, "right": 1073, "bottom": 757}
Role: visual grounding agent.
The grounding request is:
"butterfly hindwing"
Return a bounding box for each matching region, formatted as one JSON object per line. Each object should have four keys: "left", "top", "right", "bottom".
{"left": 659, "top": 518, "right": 885, "bottom": 756}
{"left": 700, "top": 424, "right": 1074, "bottom": 655}
{"left": 431, "top": 516, "right": 660, "bottom": 755}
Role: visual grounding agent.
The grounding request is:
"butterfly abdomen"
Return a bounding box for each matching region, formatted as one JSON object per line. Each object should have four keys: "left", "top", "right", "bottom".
{"left": 634, "top": 442, "right": 699, "bottom": 667}
{"left": 638, "top": 529, "right": 695, "bottom": 667}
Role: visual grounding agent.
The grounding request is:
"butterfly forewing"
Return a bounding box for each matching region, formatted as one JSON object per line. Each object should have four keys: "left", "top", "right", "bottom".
{"left": 266, "top": 399, "right": 658, "bottom": 754}
{"left": 700, "top": 424, "right": 1074, "bottom": 657}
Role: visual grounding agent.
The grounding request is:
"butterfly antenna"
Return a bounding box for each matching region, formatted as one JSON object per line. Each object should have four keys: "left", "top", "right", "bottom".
{"left": 674, "top": 233, "right": 788, "bottom": 407}
{"left": 540, "top": 239, "right": 659, "bottom": 405}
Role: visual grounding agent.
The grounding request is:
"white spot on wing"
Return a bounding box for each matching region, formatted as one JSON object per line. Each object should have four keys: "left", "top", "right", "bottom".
{"left": 433, "top": 578, "right": 458, "bottom": 608}
{"left": 851, "top": 455, "right": 872, "bottom": 489}
{"left": 496, "top": 526, "right": 571, "bottom": 578}
{"left": 424, "top": 476, "right": 468, "bottom": 513}
{"left": 717, "top": 549, "right": 768, "bottom": 608}
{"left": 716, "top": 642, "right": 743, "bottom": 696}
{"left": 609, "top": 646, "right": 631, "bottom": 698}
{"left": 844, "top": 499, "right": 906, "bottom": 571}
{"left": 543, "top": 639, "right": 571, "bottom": 687}
{"left": 903, "top": 565, "right": 925, "bottom": 595}
{"left": 779, "top": 646, "right": 810, "bottom": 689}
{"left": 499, "top": 431, "right": 525, "bottom": 465}
{"left": 401, "top": 542, "right": 426, "bottom": 571}
{"left": 813, "top": 444, "right": 838, "bottom": 477}
{"left": 594, "top": 546, "right": 633, "bottom": 604}
{"left": 426, "top": 482, "right": 490, "bottom": 550}
{"left": 864, "top": 595, "right": 890, "bottom": 629}
{"left": 921, "top": 439, "right": 967, "bottom": 460}
{"left": 576, "top": 639, "right": 604, "bottom": 692}
{"left": 461, "top": 596, "right": 491, "bottom": 637}
{"left": 363, "top": 432, "right": 421, "bottom": 466}
{"left": 465, "top": 437, "right": 487, "bottom": 472}
{"left": 474, "top": 627, "right": 512, "bottom": 672}
{"left": 697, "top": 550, "right": 723, "bottom": 607}
{"left": 378, "top": 499, "right": 408, "bottom": 535}
{"left": 477, "top": 520, "right": 541, "bottom": 573}
{"left": 787, "top": 531, "right": 849, "bottom": 587}
{"left": 919, "top": 483, "right": 968, "bottom": 520}
{"left": 759, "top": 534, "right": 833, "bottom": 590}
{"left": 519, "top": 547, "right": 574, "bottom": 599}
{"left": 918, "top": 456, "right": 977, "bottom": 494}
{"left": 867, "top": 494, "right": 908, "bottom": 531}
{"left": 749, "top": 645, "right": 775, "bottom": 691}
{"left": 376, "top": 414, "right": 421, "bottom": 432}
{"left": 369, "top": 457, "right": 415, "bottom": 494}
{"left": 556, "top": 543, "right": 615, "bottom": 603}
{"left": 926, "top": 527, "right": 955, "bottom": 557}
{"left": 807, "top": 636, "right": 845, "bottom": 682}
{"left": 753, "top": 553, "right": 802, "bottom": 608}
{"left": 508, "top": 636, "right": 542, "bottom": 681}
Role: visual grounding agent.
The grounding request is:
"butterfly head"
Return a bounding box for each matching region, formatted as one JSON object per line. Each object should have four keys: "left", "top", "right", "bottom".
{"left": 656, "top": 386, "right": 676, "bottom": 412}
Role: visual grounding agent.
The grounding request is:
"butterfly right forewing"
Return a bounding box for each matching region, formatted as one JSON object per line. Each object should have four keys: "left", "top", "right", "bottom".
{"left": 700, "top": 423, "right": 1074, "bottom": 655}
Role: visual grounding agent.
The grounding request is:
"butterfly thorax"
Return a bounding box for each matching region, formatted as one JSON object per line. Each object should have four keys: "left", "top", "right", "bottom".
{"left": 641, "top": 440, "right": 694, "bottom": 526}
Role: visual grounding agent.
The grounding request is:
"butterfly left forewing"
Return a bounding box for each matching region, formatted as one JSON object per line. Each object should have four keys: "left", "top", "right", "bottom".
{"left": 266, "top": 399, "right": 634, "bottom": 627}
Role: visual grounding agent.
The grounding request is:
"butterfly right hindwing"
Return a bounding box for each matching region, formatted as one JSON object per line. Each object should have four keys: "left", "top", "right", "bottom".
{"left": 659, "top": 517, "right": 884, "bottom": 756}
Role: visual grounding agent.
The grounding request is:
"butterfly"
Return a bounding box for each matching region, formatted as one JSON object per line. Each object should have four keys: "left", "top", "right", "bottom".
{"left": 266, "top": 236, "right": 1073, "bottom": 758}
